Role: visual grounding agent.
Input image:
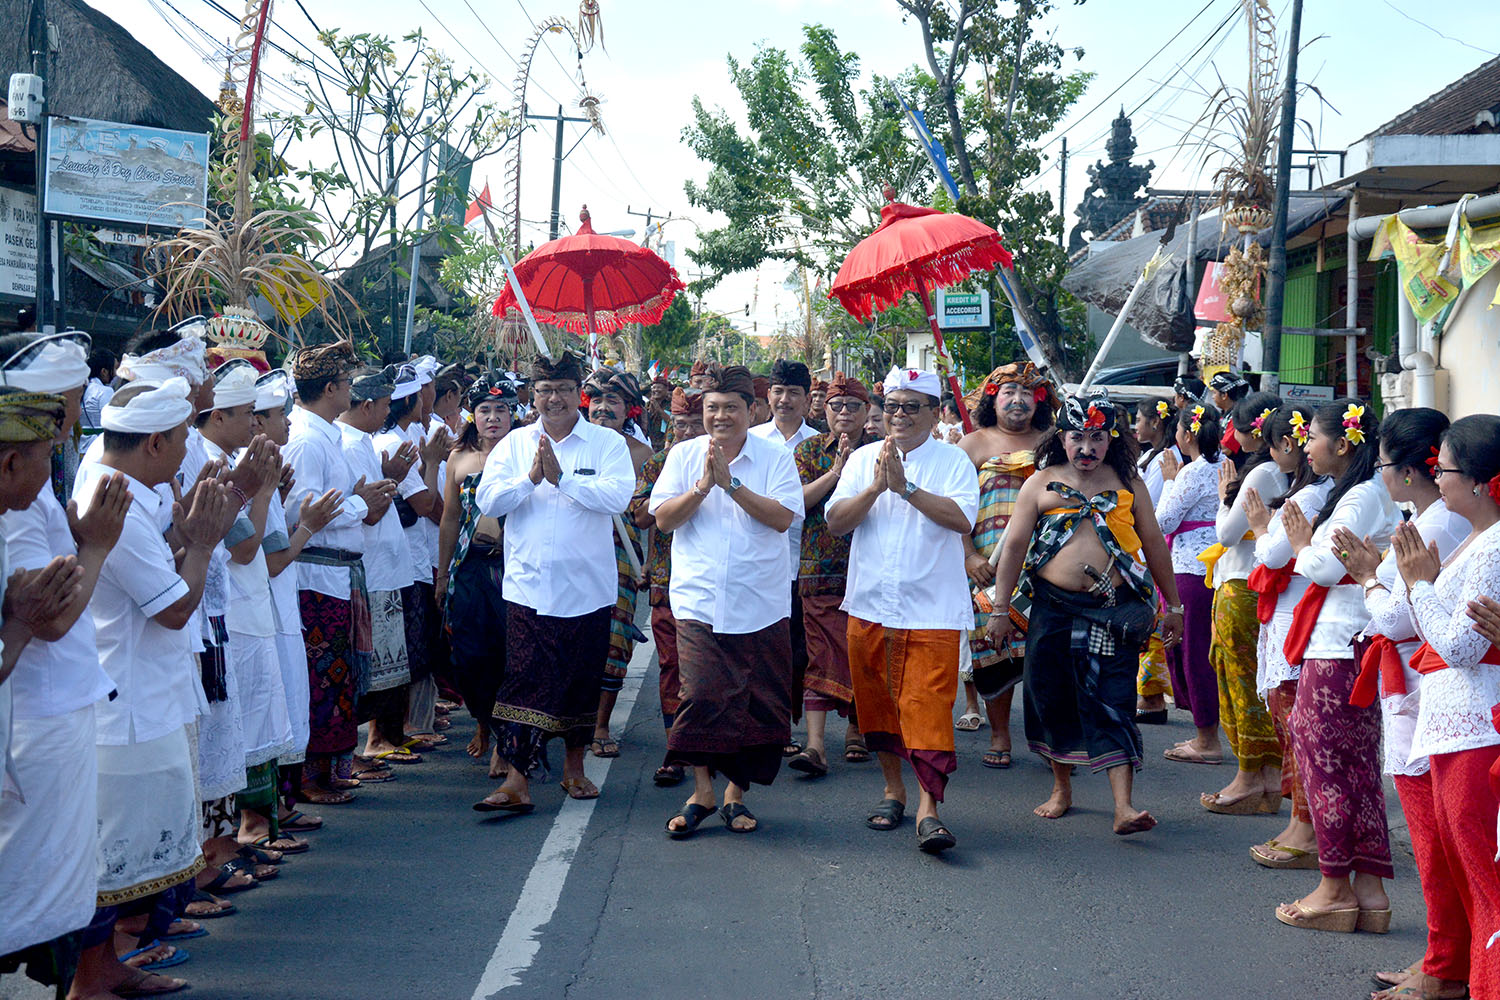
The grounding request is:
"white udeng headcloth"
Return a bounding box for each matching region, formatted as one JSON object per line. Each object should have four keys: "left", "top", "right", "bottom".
{"left": 100, "top": 377, "right": 193, "bottom": 433}
{"left": 118, "top": 337, "right": 208, "bottom": 385}
{"left": 0, "top": 331, "right": 91, "bottom": 393}
{"left": 881, "top": 365, "right": 942, "bottom": 398}
{"left": 208, "top": 361, "right": 259, "bottom": 411}
{"left": 254, "top": 369, "right": 293, "bottom": 412}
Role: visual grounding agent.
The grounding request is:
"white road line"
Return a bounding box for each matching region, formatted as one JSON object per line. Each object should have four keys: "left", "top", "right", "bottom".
{"left": 470, "top": 629, "right": 651, "bottom": 999}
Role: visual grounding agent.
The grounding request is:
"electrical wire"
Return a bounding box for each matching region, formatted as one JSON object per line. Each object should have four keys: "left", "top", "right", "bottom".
{"left": 1379, "top": 0, "right": 1497, "bottom": 56}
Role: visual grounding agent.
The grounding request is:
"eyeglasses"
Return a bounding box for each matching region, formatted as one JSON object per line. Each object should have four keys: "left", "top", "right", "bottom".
{"left": 825, "top": 399, "right": 864, "bottom": 413}
{"left": 881, "top": 401, "right": 930, "bottom": 416}
{"left": 1432, "top": 466, "right": 1466, "bottom": 480}
{"left": 532, "top": 386, "right": 574, "bottom": 397}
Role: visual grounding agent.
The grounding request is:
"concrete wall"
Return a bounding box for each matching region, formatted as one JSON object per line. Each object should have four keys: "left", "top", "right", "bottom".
{"left": 1437, "top": 265, "right": 1500, "bottom": 418}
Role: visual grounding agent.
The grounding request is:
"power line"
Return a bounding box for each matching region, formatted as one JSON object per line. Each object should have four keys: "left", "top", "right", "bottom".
{"left": 1380, "top": 0, "right": 1497, "bottom": 56}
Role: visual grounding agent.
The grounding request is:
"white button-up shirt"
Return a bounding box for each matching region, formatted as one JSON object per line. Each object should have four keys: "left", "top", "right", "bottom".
{"left": 342, "top": 422, "right": 416, "bottom": 593}
{"left": 75, "top": 464, "right": 199, "bottom": 746}
{"left": 282, "top": 407, "right": 370, "bottom": 599}
{"left": 0, "top": 482, "right": 115, "bottom": 719}
{"left": 1293, "top": 478, "right": 1399, "bottom": 660}
{"left": 476, "top": 415, "right": 634, "bottom": 617}
{"left": 830, "top": 437, "right": 979, "bottom": 631}
{"left": 650, "top": 432, "right": 805, "bottom": 634}
{"left": 374, "top": 422, "right": 433, "bottom": 584}
{"left": 750, "top": 419, "right": 820, "bottom": 583}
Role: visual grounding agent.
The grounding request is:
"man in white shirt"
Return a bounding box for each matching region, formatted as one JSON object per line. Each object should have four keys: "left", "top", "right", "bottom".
{"left": 474, "top": 352, "right": 634, "bottom": 813}
{"left": 826, "top": 366, "right": 979, "bottom": 854}
{"left": 339, "top": 369, "right": 416, "bottom": 769}
{"left": 750, "top": 359, "right": 820, "bottom": 762}
{"left": 650, "top": 365, "right": 805, "bottom": 837}
{"left": 282, "top": 341, "right": 390, "bottom": 805}
{"left": 81, "top": 345, "right": 117, "bottom": 428}
{"left": 70, "top": 378, "right": 238, "bottom": 999}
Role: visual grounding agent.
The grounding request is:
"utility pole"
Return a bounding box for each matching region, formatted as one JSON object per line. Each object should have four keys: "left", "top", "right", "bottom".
{"left": 1259, "top": 0, "right": 1304, "bottom": 395}
{"left": 1058, "top": 137, "right": 1068, "bottom": 249}
{"left": 29, "top": 0, "right": 53, "bottom": 332}
{"left": 401, "top": 120, "right": 434, "bottom": 355}
{"left": 525, "top": 105, "right": 592, "bottom": 240}
{"left": 627, "top": 205, "right": 671, "bottom": 248}
{"left": 386, "top": 96, "right": 399, "bottom": 355}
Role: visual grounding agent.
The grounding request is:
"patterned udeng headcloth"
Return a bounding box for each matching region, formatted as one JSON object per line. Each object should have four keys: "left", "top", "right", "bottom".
{"left": 0, "top": 387, "right": 66, "bottom": 443}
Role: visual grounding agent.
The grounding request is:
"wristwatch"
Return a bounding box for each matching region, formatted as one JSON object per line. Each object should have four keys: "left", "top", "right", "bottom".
{"left": 1362, "top": 577, "right": 1385, "bottom": 593}
{"left": 727, "top": 476, "right": 743, "bottom": 496}
{"left": 901, "top": 481, "right": 919, "bottom": 500}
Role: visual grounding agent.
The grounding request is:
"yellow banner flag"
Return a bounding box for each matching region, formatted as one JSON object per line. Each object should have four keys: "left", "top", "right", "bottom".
{"left": 1368, "top": 215, "right": 1460, "bottom": 324}
{"left": 259, "top": 267, "right": 326, "bottom": 324}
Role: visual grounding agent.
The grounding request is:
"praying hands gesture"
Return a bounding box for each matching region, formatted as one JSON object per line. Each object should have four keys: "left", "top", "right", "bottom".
{"left": 1466, "top": 595, "right": 1500, "bottom": 647}
{"left": 2, "top": 557, "right": 85, "bottom": 657}
{"left": 877, "top": 438, "right": 908, "bottom": 495}
{"left": 529, "top": 435, "right": 562, "bottom": 486}
{"left": 420, "top": 426, "right": 453, "bottom": 470}
{"left": 278, "top": 462, "right": 296, "bottom": 503}
{"left": 1280, "top": 500, "right": 1315, "bottom": 554}
{"left": 228, "top": 435, "right": 279, "bottom": 499}
{"left": 1331, "top": 526, "right": 1383, "bottom": 584}
{"left": 67, "top": 471, "right": 130, "bottom": 557}
{"left": 698, "top": 440, "right": 732, "bottom": 493}
{"left": 1242, "top": 487, "right": 1272, "bottom": 536}
{"left": 1217, "top": 460, "right": 1239, "bottom": 505}
{"left": 175, "top": 481, "right": 237, "bottom": 550}
{"left": 1159, "top": 449, "right": 1182, "bottom": 482}
{"left": 1392, "top": 520, "right": 1442, "bottom": 588}
{"left": 382, "top": 440, "right": 418, "bottom": 482}
{"left": 832, "top": 432, "right": 854, "bottom": 477}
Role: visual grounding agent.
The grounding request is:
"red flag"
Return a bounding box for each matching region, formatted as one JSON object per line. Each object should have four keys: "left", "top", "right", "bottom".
{"left": 465, "top": 182, "right": 492, "bottom": 227}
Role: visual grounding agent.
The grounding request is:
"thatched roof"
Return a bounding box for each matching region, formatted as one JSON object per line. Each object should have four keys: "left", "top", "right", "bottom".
{"left": 0, "top": 0, "right": 217, "bottom": 134}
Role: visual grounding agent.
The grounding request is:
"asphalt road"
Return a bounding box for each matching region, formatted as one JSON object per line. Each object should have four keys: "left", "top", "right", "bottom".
{"left": 3, "top": 627, "right": 1427, "bottom": 1000}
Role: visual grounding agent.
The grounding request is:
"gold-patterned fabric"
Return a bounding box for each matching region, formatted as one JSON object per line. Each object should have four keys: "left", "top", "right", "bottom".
{"left": 0, "top": 388, "right": 65, "bottom": 442}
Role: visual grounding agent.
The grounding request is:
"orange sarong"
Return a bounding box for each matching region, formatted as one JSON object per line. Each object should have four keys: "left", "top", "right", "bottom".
{"left": 847, "top": 616, "right": 959, "bottom": 798}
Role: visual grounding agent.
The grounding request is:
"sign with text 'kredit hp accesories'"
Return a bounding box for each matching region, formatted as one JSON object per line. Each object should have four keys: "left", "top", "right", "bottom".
{"left": 935, "top": 288, "right": 991, "bottom": 330}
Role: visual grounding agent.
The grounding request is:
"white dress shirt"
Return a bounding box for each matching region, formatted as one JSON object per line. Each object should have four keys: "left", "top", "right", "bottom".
{"left": 750, "top": 419, "right": 820, "bottom": 583}
{"left": 81, "top": 378, "right": 114, "bottom": 429}
{"left": 1140, "top": 445, "right": 1182, "bottom": 508}
{"left": 1410, "top": 521, "right": 1500, "bottom": 759}
{"left": 0, "top": 483, "right": 114, "bottom": 719}
{"left": 1292, "top": 478, "right": 1398, "bottom": 660}
{"left": 282, "top": 407, "right": 370, "bottom": 599}
{"left": 1156, "top": 454, "right": 1223, "bottom": 574}
{"left": 1215, "top": 461, "right": 1289, "bottom": 583}
{"left": 650, "top": 431, "right": 805, "bottom": 634}
{"left": 829, "top": 437, "right": 979, "bottom": 632}
{"left": 342, "top": 422, "right": 416, "bottom": 593}
{"left": 74, "top": 464, "right": 199, "bottom": 747}
{"left": 1359, "top": 498, "right": 1470, "bottom": 775}
{"left": 477, "top": 415, "right": 634, "bottom": 617}
{"left": 372, "top": 424, "right": 430, "bottom": 586}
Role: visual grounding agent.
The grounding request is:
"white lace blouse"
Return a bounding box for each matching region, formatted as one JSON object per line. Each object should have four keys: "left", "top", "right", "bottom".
{"left": 1253, "top": 478, "right": 1332, "bottom": 696}
{"left": 1215, "top": 461, "right": 1288, "bottom": 584}
{"left": 1360, "top": 498, "right": 1471, "bottom": 776}
{"left": 1292, "top": 479, "right": 1398, "bottom": 661}
{"left": 1409, "top": 520, "right": 1500, "bottom": 759}
{"left": 1157, "top": 454, "right": 1223, "bottom": 574}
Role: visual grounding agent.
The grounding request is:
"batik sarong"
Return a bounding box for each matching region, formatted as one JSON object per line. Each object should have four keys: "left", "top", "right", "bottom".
{"left": 446, "top": 540, "right": 506, "bottom": 730}
{"left": 846, "top": 617, "right": 959, "bottom": 800}
{"left": 364, "top": 589, "right": 410, "bottom": 694}
{"left": 652, "top": 606, "right": 681, "bottom": 726}
{"left": 298, "top": 591, "right": 359, "bottom": 758}
{"left": 1268, "top": 680, "right": 1311, "bottom": 822}
{"left": 668, "top": 618, "right": 792, "bottom": 790}
{"left": 495, "top": 603, "right": 612, "bottom": 777}
{"left": 1289, "top": 656, "right": 1392, "bottom": 879}
{"left": 95, "top": 726, "right": 206, "bottom": 906}
{"left": 969, "top": 452, "right": 1033, "bottom": 671}
{"left": 603, "top": 519, "right": 643, "bottom": 693}
{"left": 802, "top": 594, "right": 855, "bottom": 715}
{"left": 1137, "top": 609, "right": 1172, "bottom": 699}
{"left": 1210, "top": 579, "right": 1279, "bottom": 771}
{"left": 1023, "top": 578, "right": 1154, "bottom": 772}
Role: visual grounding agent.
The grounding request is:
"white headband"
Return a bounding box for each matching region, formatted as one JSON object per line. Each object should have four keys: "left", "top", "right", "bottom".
{"left": 209, "top": 363, "right": 259, "bottom": 411}
{"left": 0, "top": 331, "right": 90, "bottom": 393}
{"left": 254, "top": 369, "right": 292, "bottom": 412}
{"left": 119, "top": 336, "right": 208, "bottom": 385}
{"left": 390, "top": 363, "right": 421, "bottom": 400}
{"left": 100, "top": 377, "right": 194, "bottom": 433}
{"left": 882, "top": 365, "right": 943, "bottom": 399}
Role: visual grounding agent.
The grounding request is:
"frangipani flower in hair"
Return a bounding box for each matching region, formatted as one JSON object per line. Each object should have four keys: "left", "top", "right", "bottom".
{"left": 1342, "top": 403, "right": 1367, "bottom": 446}
{"left": 1189, "top": 405, "right": 1205, "bottom": 435}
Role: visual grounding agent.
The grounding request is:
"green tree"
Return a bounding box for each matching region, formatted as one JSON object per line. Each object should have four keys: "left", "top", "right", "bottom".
{"left": 640, "top": 295, "right": 699, "bottom": 367}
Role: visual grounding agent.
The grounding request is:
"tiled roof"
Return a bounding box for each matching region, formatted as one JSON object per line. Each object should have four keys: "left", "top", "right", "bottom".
{"left": 0, "top": 99, "right": 36, "bottom": 155}
{"left": 1357, "top": 55, "right": 1500, "bottom": 141}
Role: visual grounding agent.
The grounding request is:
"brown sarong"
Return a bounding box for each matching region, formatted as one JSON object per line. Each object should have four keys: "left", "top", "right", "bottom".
{"left": 801, "top": 593, "right": 854, "bottom": 715}
{"left": 667, "top": 617, "right": 791, "bottom": 789}
{"left": 847, "top": 616, "right": 959, "bottom": 800}
{"left": 494, "top": 603, "right": 611, "bottom": 777}
{"left": 651, "top": 605, "right": 681, "bottom": 725}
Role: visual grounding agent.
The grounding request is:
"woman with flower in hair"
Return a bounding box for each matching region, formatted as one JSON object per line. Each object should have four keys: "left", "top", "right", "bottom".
{"left": 1156, "top": 402, "right": 1224, "bottom": 763}
{"left": 1199, "top": 391, "right": 1287, "bottom": 812}
{"left": 1270, "top": 399, "right": 1399, "bottom": 934}
{"left": 1132, "top": 397, "right": 1180, "bottom": 723}
{"left": 1386, "top": 413, "right": 1500, "bottom": 993}
{"left": 1242, "top": 402, "right": 1329, "bottom": 870}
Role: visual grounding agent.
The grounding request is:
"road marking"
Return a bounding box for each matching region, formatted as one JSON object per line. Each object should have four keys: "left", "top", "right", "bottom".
{"left": 470, "top": 630, "right": 651, "bottom": 999}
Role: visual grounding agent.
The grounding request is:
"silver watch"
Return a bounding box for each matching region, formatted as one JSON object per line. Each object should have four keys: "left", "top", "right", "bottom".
{"left": 728, "top": 476, "right": 743, "bottom": 496}
{"left": 901, "top": 481, "right": 919, "bottom": 500}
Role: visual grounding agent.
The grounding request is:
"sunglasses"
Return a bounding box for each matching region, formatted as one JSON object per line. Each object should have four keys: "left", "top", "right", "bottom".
{"left": 881, "top": 401, "right": 931, "bottom": 416}
{"left": 826, "top": 399, "right": 864, "bottom": 413}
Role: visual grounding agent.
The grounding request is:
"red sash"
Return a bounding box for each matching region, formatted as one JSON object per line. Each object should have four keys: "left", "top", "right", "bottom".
{"left": 1282, "top": 574, "right": 1355, "bottom": 668}
{"left": 1411, "top": 640, "right": 1500, "bottom": 674}
{"left": 1348, "top": 635, "right": 1407, "bottom": 708}
{"left": 1247, "top": 562, "right": 1295, "bottom": 625}
{"left": 1221, "top": 419, "right": 1240, "bottom": 457}
{"left": 1491, "top": 704, "right": 1500, "bottom": 799}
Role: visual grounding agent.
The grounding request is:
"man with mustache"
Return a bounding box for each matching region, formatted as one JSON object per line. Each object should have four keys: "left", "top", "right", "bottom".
{"left": 581, "top": 369, "right": 653, "bottom": 762}
{"left": 956, "top": 363, "right": 1057, "bottom": 769}
{"left": 827, "top": 367, "right": 979, "bottom": 853}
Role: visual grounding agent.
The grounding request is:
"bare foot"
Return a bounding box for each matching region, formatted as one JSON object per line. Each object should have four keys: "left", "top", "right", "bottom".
{"left": 1034, "top": 786, "right": 1071, "bottom": 819}
{"left": 1113, "top": 809, "right": 1157, "bottom": 835}
{"left": 488, "top": 746, "right": 508, "bottom": 780}
{"left": 467, "top": 728, "right": 489, "bottom": 760}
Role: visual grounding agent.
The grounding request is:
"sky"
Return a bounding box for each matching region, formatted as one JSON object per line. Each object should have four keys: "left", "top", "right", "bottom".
{"left": 95, "top": 0, "right": 1500, "bottom": 346}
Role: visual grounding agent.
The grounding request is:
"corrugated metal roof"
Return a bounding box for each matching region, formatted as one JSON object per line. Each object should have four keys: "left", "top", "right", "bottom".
{"left": 1358, "top": 55, "right": 1500, "bottom": 141}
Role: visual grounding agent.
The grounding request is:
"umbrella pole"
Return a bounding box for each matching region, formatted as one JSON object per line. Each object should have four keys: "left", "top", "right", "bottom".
{"left": 913, "top": 276, "right": 973, "bottom": 432}
{"left": 499, "top": 247, "right": 553, "bottom": 361}
{"left": 1079, "top": 247, "right": 1167, "bottom": 393}
{"left": 584, "top": 277, "right": 600, "bottom": 370}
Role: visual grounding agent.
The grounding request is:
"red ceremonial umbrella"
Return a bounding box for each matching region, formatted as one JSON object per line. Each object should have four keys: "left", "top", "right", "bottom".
{"left": 493, "top": 206, "right": 686, "bottom": 361}
{"left": 829, "top": 187, "right": 1013, "bottom": 430}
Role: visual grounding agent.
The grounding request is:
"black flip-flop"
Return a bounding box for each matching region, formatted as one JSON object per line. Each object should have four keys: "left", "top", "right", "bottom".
{"left": 866, "top": 798, "right": 905, "bottom": 831}
{"left": 472, "top": 793, "right": 535, "bottom": 814}
{"left": 782, "top": 741, "right": 804, "bottom": 758}
{"left": 1134, "top": 709, "right": 1169, "bottom": 725}
{"left": 981, "top": 748, "right": 1012, "bottom": 769}
{"left": 917, "top": 816, "right": 957, "bottom": 854}
{"left": 653, "top": 763, "right": 685, "bottom": 787}
{"left": 666, "top": 802, "right": 716, "bottom": 839}
{"left": 202, "top": 860, "right": 260, "bottom": 895}
{"left": 719, "top": 802, "right": 758, "bottom": 833}
{"left": 186, "top": 890, "right": 236, "bottom": 919}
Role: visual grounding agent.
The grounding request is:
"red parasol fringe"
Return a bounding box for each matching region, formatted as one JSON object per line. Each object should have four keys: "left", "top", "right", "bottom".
{"left": 831, "top": 240, "right": 1013, "bottom": 322}
{"left": 496, "top": 285, "right": 683, "bottom": 337}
